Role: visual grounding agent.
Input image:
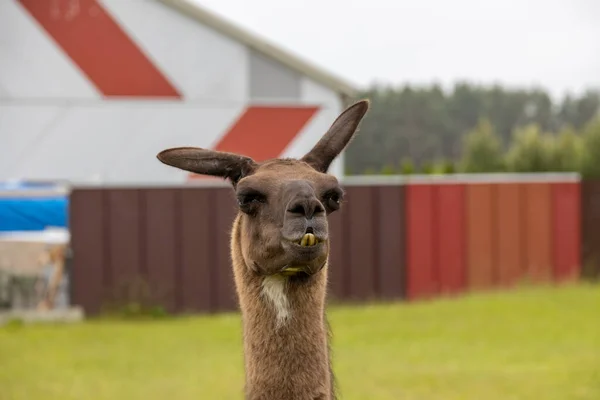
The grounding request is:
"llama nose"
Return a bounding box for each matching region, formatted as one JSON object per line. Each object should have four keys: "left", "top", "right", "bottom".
{"left": 286, "top": 197, "right": 324, "bottom": 219}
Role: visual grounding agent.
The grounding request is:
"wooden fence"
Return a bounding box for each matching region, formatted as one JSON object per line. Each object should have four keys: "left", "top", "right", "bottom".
{"left": 69, "top": 174, "right": 586, "bottom": 316}
{"left": 581, "top": 180, "right": 600, "bottom": 280}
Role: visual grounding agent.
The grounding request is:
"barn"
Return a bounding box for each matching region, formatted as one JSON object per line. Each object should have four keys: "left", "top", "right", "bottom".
{"left": 0, "top": 0, "right": 357, "bottom": 184}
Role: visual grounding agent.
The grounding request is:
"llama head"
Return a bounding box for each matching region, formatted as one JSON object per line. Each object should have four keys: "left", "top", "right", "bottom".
{"left": 157, "top": 100, "right": 369, "bottom": 278}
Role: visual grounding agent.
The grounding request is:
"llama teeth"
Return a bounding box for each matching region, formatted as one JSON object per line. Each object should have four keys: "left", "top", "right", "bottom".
{"left": 300, "top": 233, "right": 316, "bottom": 246}
{"left": 300, "top": 234, "right": 308, "bottom": 246}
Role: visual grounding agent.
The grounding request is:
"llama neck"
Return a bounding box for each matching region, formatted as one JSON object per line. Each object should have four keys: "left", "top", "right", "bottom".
{"left": 238, "top": 270, "right": 332, "bottom": 400}
{"left": 230, "top": 220, "right": 333, "bottom": 399}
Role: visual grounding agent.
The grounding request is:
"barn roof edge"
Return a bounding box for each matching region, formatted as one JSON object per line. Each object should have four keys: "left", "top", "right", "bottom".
{"left": 157, "top": 0, "right": 358, "bottom": 99}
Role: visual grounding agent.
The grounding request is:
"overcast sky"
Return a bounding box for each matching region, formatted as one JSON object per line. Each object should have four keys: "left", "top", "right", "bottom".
{"left": 193, "top": 0, "right": 599, "bottom": 99}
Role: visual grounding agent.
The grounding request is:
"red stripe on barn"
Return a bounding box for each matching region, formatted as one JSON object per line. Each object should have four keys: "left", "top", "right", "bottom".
{"left": 214, "top": 106, "right": 318, "bottom": 161}
{"left": 188, "top": 106, "right": 318, "bottom": 180}
{"left": 18, "top": 0, "right": 181, "bottom": 98}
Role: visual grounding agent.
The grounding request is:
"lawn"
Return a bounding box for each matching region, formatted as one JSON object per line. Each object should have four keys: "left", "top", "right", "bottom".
{"left": 1, "top": 283, "right": 599, "bottom": 400}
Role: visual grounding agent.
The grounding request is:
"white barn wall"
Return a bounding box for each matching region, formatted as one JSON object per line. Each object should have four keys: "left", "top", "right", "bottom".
{"left": 282, "top": 77, "right": 345, "bottom": 177}
{"left": 101, "top": 0, "right": 248, "bottom": 102}
{"left": 0, "top": 0, "right": 352, "bottom": 184}
{"left": 0, "top": 105, "right": 63, "bottom": 174}
{"left": 0, "top": 0, "right": 99, "bottom": 99}
{"left": 1, "top": 102, "right": 245, "bottom": 184}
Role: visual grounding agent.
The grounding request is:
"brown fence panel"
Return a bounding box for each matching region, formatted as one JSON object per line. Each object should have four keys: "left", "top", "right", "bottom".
{"left": 523, "top": 183, "right": 552, "bottom": 283}
{"left": 180, "top": 189, "right": 212, "bottom": 313}
{"left": 375, "top": 185, "right": 406, "bottom": 300}
{"left": 212, "top": 188, "right": 238, "bottom": 312}
{"left": 581, "top": 181, "right": 600, "bottom": 279}
{"left": 466, "top": 184, "right": 495, "bottom": 290}
{"left": 496, "top": 183, "right": 524, "bottom": 288}
{"left": 70, "top": 189, "right": 107, "bottom": 315}
{"left": 344, "top": 186, "right": 377, "bottom": 301}
{"left": 552, "top": 182, "right": 581, "bottom": 281}
{"left": 405, "top": 183, "right": 437, "bottom": 300}
{"left": 436, "top": 184, "right": 466, "bottom": 295}
{"left": 104, "top": 190, "right": 144, "bottom": 304}
{"left": 326, "top": 205, "right": 347, "bottom": 301}
{"left": 144, "top": 189, "right": 179, "bottom": 313}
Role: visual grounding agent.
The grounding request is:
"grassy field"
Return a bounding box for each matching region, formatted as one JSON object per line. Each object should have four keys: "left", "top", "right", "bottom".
{"left": 1, "top": 283, "right": 599, "bottom": 400}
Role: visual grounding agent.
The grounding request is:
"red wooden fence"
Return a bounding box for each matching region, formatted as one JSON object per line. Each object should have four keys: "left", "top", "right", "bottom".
{"left": 401, "top": 175, "right": 582, "bottom": 301}
{"left": 69, "top": 174, "right": 584, "bottom": 316}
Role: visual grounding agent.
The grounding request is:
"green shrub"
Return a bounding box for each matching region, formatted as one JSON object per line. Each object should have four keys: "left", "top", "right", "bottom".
{"left": 100, "top": 276, "right": 170, "bottom": 320}
{"left": 400, "top": 158, "right": 415, "bottom": 175}
{"left": 380, "top": 164, "right": 397, "bottom": 175}
{"left": 420, "top": 161, "right": 435, "bottom": 174}
{"left": 438, "top": 159, "right": 456, "bottom": 174}
{"left": 459, "top": 118, "right": 505, "bottom": 173}
{"left": 549, "top": 126, "right": 583, "bottom": 172}
{"left": 581, "top": 118, "right": 600, "bottom": 179}
{"left": 505, "top": 124, "right": 555, "bottom": 172}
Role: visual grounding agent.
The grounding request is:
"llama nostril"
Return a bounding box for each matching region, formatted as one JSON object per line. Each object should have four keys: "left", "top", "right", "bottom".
{"left": 287, "top": 203, "right": 306, "bottom": 215}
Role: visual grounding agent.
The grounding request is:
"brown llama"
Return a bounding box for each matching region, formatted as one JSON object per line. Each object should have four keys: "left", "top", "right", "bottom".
{"left": 157, "top": 100, "right": 370, "bottom": 400}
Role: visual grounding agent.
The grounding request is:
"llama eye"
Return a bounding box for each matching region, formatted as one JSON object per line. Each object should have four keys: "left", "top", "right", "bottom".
{"left": 238, "top": 193, "right": 264, "bottom": 205}
{"left": 323, "top": 190, "right": 342, "bottom": 212}
{"left": 237, "top": 190, "right": 266, "bottom": 214}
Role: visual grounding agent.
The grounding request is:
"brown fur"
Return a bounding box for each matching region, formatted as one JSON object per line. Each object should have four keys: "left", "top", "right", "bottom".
{"left": 157, "top": 100, "right": 370, "bottom": 399}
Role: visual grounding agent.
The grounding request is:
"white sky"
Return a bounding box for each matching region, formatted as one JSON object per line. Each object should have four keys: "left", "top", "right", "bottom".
{"left": 193, "top": 0, "right": 600, "bottom": 99}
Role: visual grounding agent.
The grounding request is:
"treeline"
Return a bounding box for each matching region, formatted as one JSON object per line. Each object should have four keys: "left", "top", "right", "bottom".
{"left": 344, "top": 82, "right": 600, "bottom": 176}
{"left": 357, "top": 117, "right": 600, "bottom": 178}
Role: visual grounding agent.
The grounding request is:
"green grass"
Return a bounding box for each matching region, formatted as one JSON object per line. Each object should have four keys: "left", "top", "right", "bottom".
{"left": 1, "top": 283, "right": 599, "bottom": 400}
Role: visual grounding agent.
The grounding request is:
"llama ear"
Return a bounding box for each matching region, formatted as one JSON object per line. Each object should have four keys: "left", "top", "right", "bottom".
{"left": 157, "top": 147, "right": 257, "bottom": 185}
{"left": 301, "top": 99, "right": 370, "bottom": 173}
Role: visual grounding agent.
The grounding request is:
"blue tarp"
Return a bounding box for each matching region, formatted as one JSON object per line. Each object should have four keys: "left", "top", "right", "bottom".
{"left": 0, "top": 197, "right": 68, "bottom": 231}
{"left": 0, "top": 182, "right": 68, "bottom": 231}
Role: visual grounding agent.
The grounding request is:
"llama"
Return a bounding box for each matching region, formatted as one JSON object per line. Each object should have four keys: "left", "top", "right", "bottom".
{"left": 157, "top": 100, "right": 370, "bottom": 400}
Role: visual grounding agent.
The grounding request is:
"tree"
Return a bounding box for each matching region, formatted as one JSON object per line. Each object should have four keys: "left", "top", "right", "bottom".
{"left": 458, "top": 119, "right": 505, "bottom": 173}
{"left": 400, "top": 158, "right": 415, "bottom": 175}
{"left": 380, "top": 164, "right": 397, "bottom": 175}
{"left": 550, "top": 126, "right": 583, "bottom": 172}
{"left": 581, "top": 118, "right": 600, "bottom": 179}
{"left": 420, "top": 161, "right": 435, "bottom": 174}
{"left": 440, "top": 159, "right": 456, "bottom": 174}
{"left": 558, "top": 91, "right": 600, "bottom": 130}
{"left": 343, "top": 83, "right": 600, "bottom": 175}
{"left": 505, "top": 124, "right": 554, "bottom": 172}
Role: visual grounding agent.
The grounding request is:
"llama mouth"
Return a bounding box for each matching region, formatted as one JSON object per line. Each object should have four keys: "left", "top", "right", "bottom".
{"left": 279, "top": 266, "right": 307, "bottom": 276}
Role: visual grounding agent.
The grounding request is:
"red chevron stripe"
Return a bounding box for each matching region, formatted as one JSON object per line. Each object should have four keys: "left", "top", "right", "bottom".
{"left": 18, "top": 0, "right": 181, "bottom": 98}
{"left": 189, "top": 106, "right": 319, "bottom": 180}
{"left": 214, "top": 106, "right": 319, "bottom": 161}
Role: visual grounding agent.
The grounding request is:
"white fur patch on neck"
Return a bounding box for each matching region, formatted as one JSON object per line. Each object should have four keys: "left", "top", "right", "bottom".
{"left": 261, "top": 275, "right": 290, "bottom": 328}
